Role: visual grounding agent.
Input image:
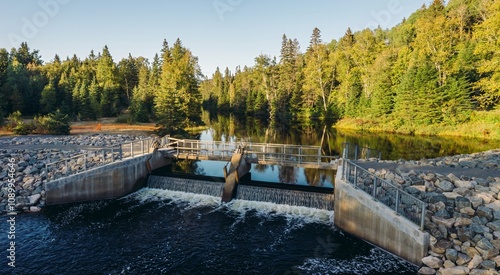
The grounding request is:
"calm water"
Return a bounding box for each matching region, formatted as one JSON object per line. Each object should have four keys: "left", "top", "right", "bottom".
{"left": 199, "top": 114, "right": 500, "bottom": 160}
{"left": 2, "top": 115, "right": 499, "bottom": 274}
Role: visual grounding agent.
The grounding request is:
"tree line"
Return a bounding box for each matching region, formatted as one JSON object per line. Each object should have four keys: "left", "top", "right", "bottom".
{"left": 0, "top": 38, "right": 201, "bottom": 135}
{"left": 1, "top": 0, "right": 499, "bottom": 135}
{"left": 201, "top": 0, "right": 499, "bottom": 129}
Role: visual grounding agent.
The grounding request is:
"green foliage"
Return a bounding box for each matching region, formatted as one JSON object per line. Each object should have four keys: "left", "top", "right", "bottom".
{"left": 115, "top": 114, "right": 133, "bottom": 124}
{"left": 1, "top": 0, "right": 500, "bottom": 137}
{"left": 13, "top": 122, "right": 35, "bottom": 135}
{"left": 6, "top": 111, "right": 23, "bottom": 130}
{"left": 34, "top": 110, "right": 71, "bottom": 135}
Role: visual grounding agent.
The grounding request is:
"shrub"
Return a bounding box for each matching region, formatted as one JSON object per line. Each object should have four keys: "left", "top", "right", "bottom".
{"left": 38, "top": 111, "right": 71, "bottom": 135}
{"left": 6, "top": 111, "right": 23, "bottom": 130}
{"left": 13, "top": 122, "right": 36, "bottom": 135}
{"left": 115, "top": 114, "right": 133, "bottom": 124}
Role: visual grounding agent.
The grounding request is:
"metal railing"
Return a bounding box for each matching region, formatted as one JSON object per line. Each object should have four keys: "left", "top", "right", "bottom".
{"left": 46, "top": 137, "right": 157, "bottom": 182}
{"left": 342, "top": 143, "right": 382, "bottom": 160}
{"left": 164, "top": 136, "right": 337, "bottom": 166}
{"left": 341, "top": 145, "right": 426, "bottom": 230}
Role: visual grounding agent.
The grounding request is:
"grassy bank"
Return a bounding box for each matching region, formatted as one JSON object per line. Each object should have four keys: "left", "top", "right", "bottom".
{"left": 335, "top": 110, "right": 500, "bottom": 141}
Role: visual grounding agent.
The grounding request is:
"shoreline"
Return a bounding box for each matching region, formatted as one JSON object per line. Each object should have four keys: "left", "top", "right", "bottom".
{"left": 334, "top": 115, "right": 500, "bottom": 141}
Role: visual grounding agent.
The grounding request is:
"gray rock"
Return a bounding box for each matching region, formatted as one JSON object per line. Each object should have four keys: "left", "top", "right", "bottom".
{"left": 492, "top": 255, "right": 500, "bottom": 267}
{"left": 435, "top": 209, "right": 452, "bottom": 219}
{"left": 28, "top": 194, "right": 41, "bottom": 205}
{"left": 476, "top": 193, "right": 494, "bottom": 204}
{"left": 455, "top": 217, "right": 473, "bottom": 227}
{"left": 418, "top": 267, "right": 436, "bottom": 275}
{"left": 476, "top": 238, "right": 499, "bottom": 259}
{"left": 422, "top": 255, "right": 443, "bottom": 269}
{"left": 485, "top": 201, "right": 500, "bottom": 212}
{"left": 432, "top": 239, "right": 452, "bottom": 254}
{"left": 428, "top": 193, "right": 448, "bottom": 204}
{"left": 443, "top": 260, "right": 455, "bottom": 268}
{"left": 448, "top": 173, "right": 461, "bottom": 183}
{"left": 480, "top": 260, "right": 496, "bottom": 270}
{"left": 469, "top": 197, "right": 484, "bottom": 209}
{"left": 457, "top": 227, "right": 474, "bottom": 242}
{"left": 432, "top": 216, "right": 456, "bottom": 228}
{"left": 476, "top": 206, "right": 493, "bottom": 221}
{"left": 455, "top": 180, "right": 475, "bottom": 189}
{"left": 472, "top": 216, "right": 489, "bottom": 225}
{"left": 475, "top": 178, "right": 489, "bottom": 187}
{"left": 460, "top": 207, "right": 475, "bottom": 216}
{"left": 456, "top": 197, "right": 472, "bottom": 210}
{"left": 468, "top": 254, "right": 483, "bottom": 269}
{"left": 440, "top": 266, "right": 470, "bottom": 275}
{"left": 487, "top": 220, "right": 500, "bottom": 231}
{"left": 436, "top": 180, "right": 455, "bottom": 192}
{"left": 470, "top": 223, "right": 490, "bottom": 234}
{"left": 446, "top": 248, "right": 458, "bottom": 262}
{"left": 443, "top": 192, "right": 461, "bottom": 200}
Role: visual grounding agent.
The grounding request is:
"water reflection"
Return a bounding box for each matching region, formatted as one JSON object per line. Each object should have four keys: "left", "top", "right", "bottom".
{"left": 200, "top": 113, "right": 500, "bottom": 160}
{"left": 167, "top": 114, "right": 500, "bottom": 187}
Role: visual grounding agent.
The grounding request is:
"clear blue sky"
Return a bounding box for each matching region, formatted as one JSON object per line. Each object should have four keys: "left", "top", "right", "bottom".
{"left": 1, "top": 0, "right": 429, "bottom": 76}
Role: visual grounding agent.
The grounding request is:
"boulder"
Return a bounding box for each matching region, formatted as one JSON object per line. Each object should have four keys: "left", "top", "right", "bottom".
{"left": 469, "top": 197, "right": 484, "bottom": 209}
{"left": 418, "top": 267, "right": 436, "bottom": 275}
{"left": 432, "top": 217, "right": 455, "bottom": 228}
{"left": 446, "top": 248, "right": 458, "bottom": 262}
{"left": 455, "top": 180, "right": 475, "bottom": 189}
{"left": 432, "top": 239, "right": 453, "bottom": 254}
{"left": 468, "top": 254, "right": 483, "bottom": 269}
{"left": 480, "top": 260, "right": 496, "bottom": 270}
{"left": 456, "top": 197, "right": 472, "bottom": 210}
{"left": 486, "top": 220, "right": 500, "bottom": 231}
{"left": 422, "top": 255, "right": 443, "bottom": 269}
{"left": 456, "top": 253, "right": 471, "bottom": 266}
{"left": 476, "top": 193, "right": 494, "bottom": 204}
{"left": 455, "top": 217, "right": 472, "bottom": 227}
{"left": 443, "top": 260, "right": 455, "bottom": 268}
{"left": 436, "top": 180, "right": 455, "bottom": 192}
{"left": 476, "top": 206, "right": 493, "bottom": 221}
{"left": 460, "top": 207, "right": 475, "bottom": 216}
{"left": 485, "top": 201, "right": 500, "bottom": 212}
{"left": 28, "top": 194, "right": 41, "bottom": 205}
{"left": 439, "top": 266, "right": 469, "bottom": 275}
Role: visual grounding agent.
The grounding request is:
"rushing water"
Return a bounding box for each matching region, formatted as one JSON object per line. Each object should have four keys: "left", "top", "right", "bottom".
{"left": 1, "top": 189, "right": 416, "bottom": 274}
{"left": 2, "top": 115, "right": 499, "bottom": 274}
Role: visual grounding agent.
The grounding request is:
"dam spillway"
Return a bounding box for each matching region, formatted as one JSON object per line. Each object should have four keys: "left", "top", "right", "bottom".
{"left": 145, "top": 174, "right": 334, "bottom": 211}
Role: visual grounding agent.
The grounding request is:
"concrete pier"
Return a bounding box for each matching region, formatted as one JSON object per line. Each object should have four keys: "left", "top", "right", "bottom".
{"left": 45, "top": 149, "right": 171, "bottom": 205}
{"left": 333, "top": 163, "right": 429, "bottom": 265}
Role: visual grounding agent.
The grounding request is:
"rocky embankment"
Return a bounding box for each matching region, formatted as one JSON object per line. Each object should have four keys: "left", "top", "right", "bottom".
{"left": 0, "top": 134, "right": 145, "bottom": 214}
{"left": 361, "top": 149, "right": 500, "bottom": 275}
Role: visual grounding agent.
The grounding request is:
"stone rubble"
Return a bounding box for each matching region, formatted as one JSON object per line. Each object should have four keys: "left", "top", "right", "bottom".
{"left": 363, "top": 149, "right": 500, "bottom": 274}
{"left": 0, "top": 134, "right": 145, "bottom": 214}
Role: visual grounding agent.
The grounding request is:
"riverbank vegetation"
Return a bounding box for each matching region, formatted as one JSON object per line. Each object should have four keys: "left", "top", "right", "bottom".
{"left": 0, "top": 0, "right": 499, "bottom": 139}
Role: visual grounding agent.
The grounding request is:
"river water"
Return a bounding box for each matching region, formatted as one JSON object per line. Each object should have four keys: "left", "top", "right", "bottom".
{"left": 2, "top": 117, "right": 499, "bottom": 274}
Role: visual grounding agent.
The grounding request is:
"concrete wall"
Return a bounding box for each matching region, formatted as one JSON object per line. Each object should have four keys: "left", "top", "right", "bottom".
{"left": 334, "top": 164, "right": 429, "bottom": 265}
{"left": 45, "top": 149, "right": 171, "bottom": 205}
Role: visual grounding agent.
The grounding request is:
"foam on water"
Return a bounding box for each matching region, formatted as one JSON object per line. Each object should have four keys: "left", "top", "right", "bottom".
{"left": 128, "top": 187, "right": 221, "bottom": 208}
{"left": 129, "top": 188, "right": 334, "bottom": 226}
{"left": 296, "top": 247, "right": 415, "bottom": 274}
{"left": 227, "top": 199, "right": 333, "bottom": 225}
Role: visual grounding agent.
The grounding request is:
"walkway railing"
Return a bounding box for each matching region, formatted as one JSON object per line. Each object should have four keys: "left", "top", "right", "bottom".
{"left": 164, "top": 136, "right": 338, "bottom": 166}
{"left": 342, "top": 143, "right": 382, "bottom": 160}
{"left": 46, "top": 137, "right": 157, "bottom": 182}
{"left": 341, "top": 144, "right": 426, "bottom": 230}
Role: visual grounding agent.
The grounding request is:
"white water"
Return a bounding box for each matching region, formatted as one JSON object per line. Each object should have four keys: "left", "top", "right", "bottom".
{"left": 236, "top": 184, "right": 334, "bottom": 210}
{"left": 129, "top": 188, "right": 334, "bottom": 225}
{"left": 147, "top": 175, "right": 334, "bottom": 211}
